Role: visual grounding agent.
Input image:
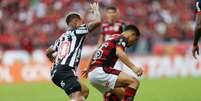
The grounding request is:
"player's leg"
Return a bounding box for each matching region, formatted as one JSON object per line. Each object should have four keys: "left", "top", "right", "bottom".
{"left": 57, "top": 76, "right": 84, "bottom": 101}
{"left": 107, "top": 61, "right": 135, "bottom": 101}
{"left": 80, "top": 80, "right": 89, "bottom": 99}
{"left": 104, "top": 88, "right": 124, "bottom": 101}
{"left": 115, "top": 72, "right": 140, "bottom": 101}
{"left": 88, "top": 67, "right": 125, "bottom": 101}
{"left": 51, "top": 65, "right": 85, "bottom": 101}
{"left": 69, "top": 91, "right": 83, "bottom": 101}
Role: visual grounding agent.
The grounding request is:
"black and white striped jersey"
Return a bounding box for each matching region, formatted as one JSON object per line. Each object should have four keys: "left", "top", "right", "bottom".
{"left": 50, "top": 24, "right": 89, "bottom": 69}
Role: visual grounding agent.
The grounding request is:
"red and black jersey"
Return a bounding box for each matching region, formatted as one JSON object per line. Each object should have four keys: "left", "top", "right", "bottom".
{"left": 101, "top": 20, "right": 125, "bottom": 41}
{"left": 89, "top": 34, "right": 128, "bottom": 73}
{"left": 193, "top": 0, "right": 201, "bottom": 14}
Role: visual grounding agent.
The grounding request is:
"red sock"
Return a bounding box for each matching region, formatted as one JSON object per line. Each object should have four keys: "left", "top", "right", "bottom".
{"left": 104, "top": 92, "right": 120, "bottom": 101}
{"left": 104, "top": 92, "right": 110, "bottom": 101}
{"left": 123, "top": 87, "right": 137, "bottom": 101}
{"left": 109, "top": 94, "right": 120, "bottom": 101}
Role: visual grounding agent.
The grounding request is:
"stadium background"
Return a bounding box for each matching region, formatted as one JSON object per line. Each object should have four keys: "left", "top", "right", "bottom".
{"left": 0, "top": 0, "right": 201, "bottom": 101}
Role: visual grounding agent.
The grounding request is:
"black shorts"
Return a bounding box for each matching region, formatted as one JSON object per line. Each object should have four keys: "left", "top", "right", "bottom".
{"left": 50, "top": 64, "right": 81, "bottom": 95}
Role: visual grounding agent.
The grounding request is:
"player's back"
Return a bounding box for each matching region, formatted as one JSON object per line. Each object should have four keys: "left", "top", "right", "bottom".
{"left": 89, "top": 34, "right": 127, "bottom": 70}
{"left": 51, "top": 24, "right": 89, "bottom": 70}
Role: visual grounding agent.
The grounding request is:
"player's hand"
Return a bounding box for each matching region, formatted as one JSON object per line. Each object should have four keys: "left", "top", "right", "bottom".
{"left": 46, "top": 54, "right": 55, "bottom": 63}
{"left": 50, "top": 58, "right": 55, "bottom": 63}
{"left": 192, "top": 44, "right": 199, "bottom": 59}
{"left": 90, "top": 2, "right": 99, "bottom": 13}
{"left": 133, "top": 67, "right": 143, "bottom": 77}
{"left": 48, "top": 57, "right": 55, "bottom": 63}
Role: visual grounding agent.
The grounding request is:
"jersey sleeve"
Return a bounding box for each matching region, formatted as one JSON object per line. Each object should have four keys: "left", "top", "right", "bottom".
{"left": 193, "top": 0, "right": 201, "bottom": 14}
{"left": 116, "top": 37, "right": 128, "bottom": 50}
{"left": 75, "top": 24, "right": 89, "bottom": 35}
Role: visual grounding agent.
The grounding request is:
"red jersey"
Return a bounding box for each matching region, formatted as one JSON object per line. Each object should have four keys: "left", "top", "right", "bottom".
{"left": 102, "top": 20, "right": 125, "bottom": 41}
{"left": 89, "top": 34, "right": 128, "bottom": 74}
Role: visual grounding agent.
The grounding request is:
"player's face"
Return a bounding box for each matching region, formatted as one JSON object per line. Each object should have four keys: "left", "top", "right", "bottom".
{"left": 70, "top": 18, "right": 83, "bottom": 28}
{"left": 106, "top": 9, "right": 118, "bottom": 21}
{"left": 127, "top": 32, "right": 139, "bottom": 47}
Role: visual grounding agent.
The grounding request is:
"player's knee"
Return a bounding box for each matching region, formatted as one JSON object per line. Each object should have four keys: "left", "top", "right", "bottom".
{"left": 81, "top": 86, "right": 89, "bottom": 98}
{"left": 80, "top": 82, "right": 89, "bottom": 98}
{"left": 70, "top": 92, "right": 84, "bottom": 101}
{"left": 129, "top": 78, "right": 140, "bottom": 89}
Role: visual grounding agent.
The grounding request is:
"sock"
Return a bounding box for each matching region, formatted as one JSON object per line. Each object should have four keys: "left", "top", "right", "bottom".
{"left": 108, "top": 94, "right": 120, "bottom": 101}
{"left": 104, "top": 92, "right": 110, "bottom": 101}
{"left": 123, "top": 87, "right": 137, "bottom": 101}
{"left": 104, "top": 92, "right": 120, "bottom": 101}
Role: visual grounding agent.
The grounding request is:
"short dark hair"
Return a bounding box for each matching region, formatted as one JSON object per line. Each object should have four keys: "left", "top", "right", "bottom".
{"left": 65, "top": 13, "right": 81, "bottom": 25}
{"left": 106, "top": 6, "right": 117, "bottom": 12}
{"left": 125, "top": 25, "right": 140, "bottom": 36}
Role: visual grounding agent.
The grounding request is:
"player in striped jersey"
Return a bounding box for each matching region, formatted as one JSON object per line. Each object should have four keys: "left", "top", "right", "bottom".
{"left": 46, "top": 2, "right": 101, "bottom": 101}
{"left": 193, "top": 0, "right": 201, "bottom": 59}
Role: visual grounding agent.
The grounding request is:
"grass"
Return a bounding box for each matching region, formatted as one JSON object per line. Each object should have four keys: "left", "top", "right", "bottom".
{"left": 0, "top": 77, "right": 201, "bottom": 101}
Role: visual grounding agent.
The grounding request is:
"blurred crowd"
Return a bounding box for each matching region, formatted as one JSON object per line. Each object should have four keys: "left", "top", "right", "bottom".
{"left": 0, "top": 0, "right": 194, "bottom": 54}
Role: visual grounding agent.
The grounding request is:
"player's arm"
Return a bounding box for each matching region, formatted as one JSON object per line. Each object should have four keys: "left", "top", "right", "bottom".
{"left": 194, "top": 15, "right": 201, "bottom": 46}
{"left": 46, "top": 47, "right": 55, "bottom": 63}
{"left": 193, "top": 14, "right": 201, "bottom": 59}
{"left": 192, "top": 1, "right": 201, "bottom": 59}
{"left": 87, "top": 2, "right": 101, "bottom": 32}
{"left": 98, "top": 33, "right": 105, "bottom": 46}
{"left": 116, "top": 47, "right": 143, "bottom": 76}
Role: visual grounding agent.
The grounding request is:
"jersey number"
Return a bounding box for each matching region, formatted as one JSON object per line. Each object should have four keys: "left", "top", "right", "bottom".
{"left": 58, "top": 41, "right": 70, "bottom": 59}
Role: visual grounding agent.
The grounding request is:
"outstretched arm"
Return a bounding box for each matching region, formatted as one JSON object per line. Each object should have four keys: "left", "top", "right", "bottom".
{"left": 116, "top": 47, "right": 143, "bottom": 76}
{"left": 88, "top": 2, "right": 101, "bottom": 32}
{"left": 98, "top": 34, "right": 104, "bottom": 46}
{"left": 193, "top": 14, "right": 201, "bottom": 59}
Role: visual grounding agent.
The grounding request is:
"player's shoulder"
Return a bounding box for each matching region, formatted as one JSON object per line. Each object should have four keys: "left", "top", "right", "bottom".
{"left": 117, "top": 19, "right": 125, "bottom": 23}
{"left": 74, "top": 24, "right": 89, "bottom": 35}
{"left": 116, "top": 20, "right": 124, "bottom": 24}
{"left": 109, "top": 34, "right": 123, "bottom": 40}
{"left": 58, "top": 32, "right": 66, "bottom": 39}
{"left": 102, "top": 21, "right": 110, "bottom": 26}
{"left": 114, "top": 20, "right": 125, "bottom": 26}
{"left": 78, "top": 24, "right": 88, "bottom": 29}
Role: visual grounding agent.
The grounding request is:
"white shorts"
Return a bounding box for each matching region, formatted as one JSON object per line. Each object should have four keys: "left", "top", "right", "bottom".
{"left": 88, "top": 67, "right": 119, "bottom": 93}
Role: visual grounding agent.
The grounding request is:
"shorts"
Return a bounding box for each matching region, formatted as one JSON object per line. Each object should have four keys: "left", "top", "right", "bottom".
{"left": 51, "top": 64, "right": 81, "bottom": 95}
{"left": 88, "top": 67, "right": 121, "bottom": 93}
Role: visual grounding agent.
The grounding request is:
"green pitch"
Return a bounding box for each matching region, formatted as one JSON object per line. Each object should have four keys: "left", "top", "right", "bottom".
{"left": 0, "top": 77, "right": 201, "bottom": 101}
